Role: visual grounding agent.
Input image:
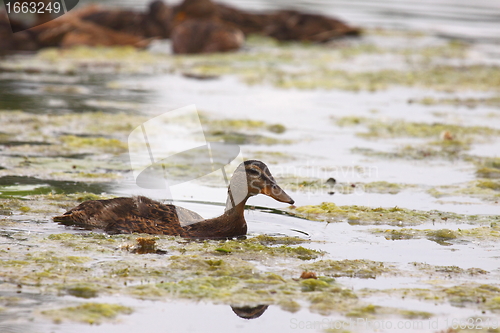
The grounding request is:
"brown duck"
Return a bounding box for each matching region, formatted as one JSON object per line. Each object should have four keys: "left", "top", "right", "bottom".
{"left": 53, "top": 160, "right": 294, "bottom": 238}
{"left": 170, "top": 0, "right": 244, "bottom": 54}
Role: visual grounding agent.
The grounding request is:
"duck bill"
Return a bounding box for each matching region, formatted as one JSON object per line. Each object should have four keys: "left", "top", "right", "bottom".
{"left": 262, "top": 183, "right": 295, "bottom": 205}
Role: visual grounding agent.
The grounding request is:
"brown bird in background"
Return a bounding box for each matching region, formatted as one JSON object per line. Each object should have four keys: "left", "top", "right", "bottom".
{"left": 0, "top": 0, "right": 359, "bottom": 54}
{"left": 171, "top": 0, "right": 244, "bottom": 54}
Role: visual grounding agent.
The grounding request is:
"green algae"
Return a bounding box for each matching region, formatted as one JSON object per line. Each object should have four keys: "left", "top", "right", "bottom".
{"left": 247, "top": 151, "right": 296, "bottom": 164}
{"left": 42, "top": 302, "right": 133, "bottom": 324}
{"left": 0, "top": 228, "right": 363, "bottom": 316}
{"left": 307, "top": 289, "right": 358, "bottom": 315}
{"left": 476, "top": 180, "right": 500, "bottom": 191}
{"left": 212, "top": 239, "right": 321, "bottom": 261}
{"left": 73, "top": 192, "right": 112, "bottom": 202}
{"left": 161, "top": 234, "right": 316, "bottom": 259}
{"left": 216, "top": 118, "right": 263, "bottom": 129}
{"left": 362, "top": 181, "right": 413, "bottom": 194}
{"left": 0, "top": 250, "right": 94, "bottom": 286}
{"left": 62, "top": 283, "right": 99, "bottom": 298}
{"left": 206, "top": 130, "right": 291, "bottom": 145}
{"left": 30, "top": 253, "right": 91, "bottom": 265}
{"left": 300, "top": 278, "right": 332, "bottom": 292}
{"left": 0, "top": 110, "right": 137, "bottom": 182}
{"left": 60, "top": 135, "right": 127, "bottom": 153}
{"left": 126, "top": 256, "right": 358, "bottom": 313}
{"left": 46, "top": 232, "right": 119, "bottom": 252}
{"left": 411, "top": 262, "right": 488, "bottom": 275}
{"left": 1, "top": 30, "right": 500, "bottom": 325}
{"left": 156, "top": 276, "right": 240, "bottom": 300}
{"left": 365, "top": 283, "right": 500, "bottom": 312}
{"left": 268, "top": 65, "right": 500, "bottom": 92}
{"left": 29, "top": 46, "right": 168, "bottom": 75}
{"left": 372, "top": 224, "right": 500, "bottom": 243}
{"left": 352, "top": 143, "right": 468, "bottom": 161}
{"left": 2, "top": 225, "right": 499, "bottom": 321}
{"left": 444, "top": 284, "right": 500, "bottom": 307}
{"left": 0, "top": 198, "right": 21, "bottom": 214}
{"left": 338, "top": 117, "right": 499, "bottom": 163}
{"left": 477, "top": 168, "right": 500, "bottom": 179}
{"left": 249, "top": 234, "right": 308, "bottom": 246}
{"left": 334, "top": 116, "right": 500, "bottom": 140}
{"left": 378, "top": 228, "right": 419, "bottom": 241}
{"left": 292, "top": 202, "right": 483, "bottom": 226}
{"left": 476, "top": 158, "right": 500, "bottom": 179}
{"left": 399, "top": 310, "right": 433, "bottom": 319}
{"left": 456, "top": 226, "right": 500, "bottom": 240}
{"left": 1, "top": 31, "right": 491, "bottom": 93}
{"left": 267, "top": 124, "right": 286, "bottom": 134}
{"left": 486, "top": 297, "right": 500, "bottom": 311}
{"left": 425, "top": 228, "right": 457, "bottom": 245}
{"left": 302, "top": 259, "right": 391, "bottom": 279}
{"left": 0, "top": 191, "right": 112, "bottom": 216}
{"left": 400, "top": 40, "right": 469, "bottom": 59}
{"left": 47, "top": 233, "right": 80, "bottom": 241}
{"left": 0, "top": 110, "right": 145, "bottom": 138}
{"left": 18, "top": 205, "right": 30, "bottom": 212}
{"left": 427, "top": 180, "right": 500, "bottom": 202}
{"left": 346, "top": 304, "right": 379, "bottom": 318}
{"left": 203, "top": 118, "right": 286, "bottom": 134}
{"left": 41, "top": 46, "right": 156, "bottom": 62}
{"left": 338, "top": 43, "right": 385, "bottom": 59}
{"left": 277, "top": 299, "right": 301, "bottom": 313}
{"left": 278, "top": 176, "right": 412, "bottom": 195}
{"left": 168, "top": 255, "right": 255, "bottom": 279}
{"left": 279, "top": 177, "right": 330, "bottom": 193}
{"left": 411, "top": 95, "right": 500, "bottom": 108}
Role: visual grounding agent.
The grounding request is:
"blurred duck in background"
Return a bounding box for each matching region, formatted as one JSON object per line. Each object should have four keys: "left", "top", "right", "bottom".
{"left": 264, "top": 10, "right": 360, "bottom": 43}
{"left": 170, "top": 0, "right": 244, "bottom": 54}
{"left": 0, "top": 10, "right": 38, "bottom": 53}
{"left": 31, "top": 5, "right": 150, "bottom": 48}
{"left": 0, "top": 0, "right": 358, "bottom": 54}
{"left": 80, "top": 0, "right": 171, "bottom": 39}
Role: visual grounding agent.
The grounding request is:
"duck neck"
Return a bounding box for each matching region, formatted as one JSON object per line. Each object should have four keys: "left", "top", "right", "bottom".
{"left": 224, "top": 187, "right": 250, "bottom": 215}
{"left": 220, "top": 186, "right": 250, "bottom": 232}
{"left": 186, "top": 187, "right": 250, "bottom": 239}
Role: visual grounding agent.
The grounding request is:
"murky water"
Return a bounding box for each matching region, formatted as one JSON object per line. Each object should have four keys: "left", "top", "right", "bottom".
{"left": 1, "top": 0, "right": 500, "bottom": 332}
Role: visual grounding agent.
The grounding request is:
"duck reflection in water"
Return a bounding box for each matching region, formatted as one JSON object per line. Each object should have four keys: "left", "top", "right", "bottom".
{"left": 231, "top": 305, "right": 269, "bottom": 319}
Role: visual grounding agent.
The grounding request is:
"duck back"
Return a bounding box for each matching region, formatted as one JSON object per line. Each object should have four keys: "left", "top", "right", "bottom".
{"left": 54, "top": 196, "right": 202, "bottom": 235}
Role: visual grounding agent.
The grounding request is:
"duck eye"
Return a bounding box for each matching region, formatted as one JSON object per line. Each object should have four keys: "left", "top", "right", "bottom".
{"left": 247, "top": 168, "right": 260, "bottom": 176}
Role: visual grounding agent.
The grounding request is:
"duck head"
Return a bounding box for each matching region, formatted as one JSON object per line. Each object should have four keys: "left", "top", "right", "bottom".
{"left": 227, "top": 160, "right": 294, "bottom": 210}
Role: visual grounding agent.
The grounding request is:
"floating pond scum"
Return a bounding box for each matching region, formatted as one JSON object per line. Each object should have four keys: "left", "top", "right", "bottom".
{"left": 1, "top": 1, "right": 500, "bottom": 332}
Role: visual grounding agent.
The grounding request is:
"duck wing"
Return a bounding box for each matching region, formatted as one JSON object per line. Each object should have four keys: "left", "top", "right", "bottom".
{"left": 53, "top": 196, "right": 203, "bottom": 235}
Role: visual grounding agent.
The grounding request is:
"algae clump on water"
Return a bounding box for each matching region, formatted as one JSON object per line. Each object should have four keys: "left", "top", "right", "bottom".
{"left": 42, "top": 302, "right": 133, "bottom": 324}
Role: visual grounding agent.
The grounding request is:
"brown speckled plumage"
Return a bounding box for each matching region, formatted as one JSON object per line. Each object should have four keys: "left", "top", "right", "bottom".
{"left": 53, "top": 160, "right": 294, "bottom": 238}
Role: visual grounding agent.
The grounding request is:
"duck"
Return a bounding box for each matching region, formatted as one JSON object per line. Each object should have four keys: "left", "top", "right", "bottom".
{"left": 171, "top": 19, "right": 244, "bottom": 54}
{"left": 265, "top": 10, "right": 360, "bottom": 43}
{"left": 170, "top": 0, "right": 244, "bottom": 54}
{"left": 80, "top": 0, "right": 171, "bottom": 39}
{"left": 0, "top": 10, "right": 39, "bottom": 53}
{"left": 28, "top": 5, "right": 150, "bottom": 49}
{"left": 53, "top": 160, "right": 294, "bottom": 239}
{"left": 215, "top": 3, "right": 271, "bottom": 36}
{"left": 173, "top": 0, "right": 217, "bottom": 21}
